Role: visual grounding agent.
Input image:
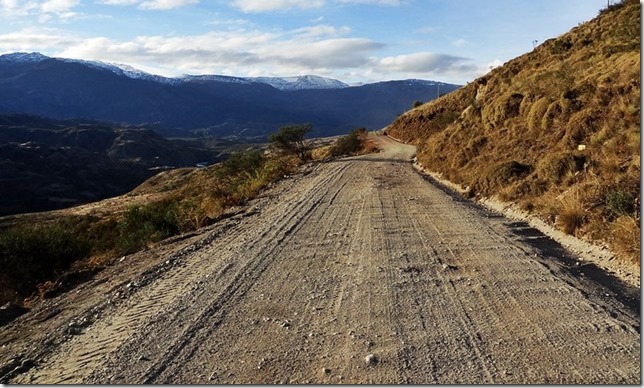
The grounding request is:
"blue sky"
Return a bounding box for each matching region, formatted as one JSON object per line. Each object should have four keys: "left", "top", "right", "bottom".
{"left": 0, "top": 0, "right": 609, "bottom": 84}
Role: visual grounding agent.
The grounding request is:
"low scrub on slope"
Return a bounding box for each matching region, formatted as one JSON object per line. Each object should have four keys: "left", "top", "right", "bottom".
{"left": 0, "top": 128, "right": 378, "bottom": 307}
{"left": 0, "top": 147, "right": 299, "bottom": 306}
{"left": 330, "top": 128, "right": 379, "bottom": 157}
{"left": 387, "top": 0, "right": 640, "bottom": 263}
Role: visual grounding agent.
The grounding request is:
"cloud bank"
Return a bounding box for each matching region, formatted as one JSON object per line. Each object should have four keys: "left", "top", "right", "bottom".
{"left": 0, "top": 0, "right": 492, "bottom": 83}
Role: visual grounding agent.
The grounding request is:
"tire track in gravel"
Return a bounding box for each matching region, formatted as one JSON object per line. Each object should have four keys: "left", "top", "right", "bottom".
{"left": 81, "top": 161, "right": 355, "bottom": 384}
{"left": 4, "top": 134, "right": 640, "bottom": 384}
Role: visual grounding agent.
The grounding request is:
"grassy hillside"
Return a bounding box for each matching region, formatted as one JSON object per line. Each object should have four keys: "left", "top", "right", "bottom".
{"left": 387, "top": 0, "right": 640, "bottom": 263}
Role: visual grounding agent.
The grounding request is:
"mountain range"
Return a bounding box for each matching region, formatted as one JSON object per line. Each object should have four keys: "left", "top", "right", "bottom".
{"left": 0, "top": 52, "right": 460, "bottom": 138}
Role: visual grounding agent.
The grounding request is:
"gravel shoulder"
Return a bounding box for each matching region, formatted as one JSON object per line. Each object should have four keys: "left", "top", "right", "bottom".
{"left": 0, "top": 134, "right": 639, "bottom": 384}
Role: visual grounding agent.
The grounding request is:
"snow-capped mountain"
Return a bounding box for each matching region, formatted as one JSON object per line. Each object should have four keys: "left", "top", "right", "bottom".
{"left": 0, "top": 52, "right": 348, "bottom": 90}
{"left": 250, "top": 75, "right": 349, "bottom": 91}
{"left": 0, "top": 51, "right": 462, "bottom": 138}
{"left": 180, "top": 74, "right": 257, "bottom": 85}
{"left": 0, "top": 52, "right": 49, "bottom": 63}
{"left": 61, "top": 58, "right": 181, "bottom": 85}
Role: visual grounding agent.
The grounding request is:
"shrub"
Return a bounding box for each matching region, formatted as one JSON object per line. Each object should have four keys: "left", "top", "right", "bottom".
{"left": 477, "top": 160, "right": 533, "bottom": 195}
{"left": 0, "top": 218, "right": 91, "bottom": 296}
{"left": 549, "top": 38, "right": 574, "bottom": 55}
{"left": 537, "top": 152, "right": 586, "bottom": 184}
{"left": 218, "top": 149, "right": 266, "bottom": 179}
{"left": 557, "top": 202, "right": 586, "bottom": 235}
{"left": 611, "top": 216, "right": 640, "bottom": 262}
{"left": 117, "top": 200, "right": 180, "bottom": 254}
{"left": 330, "top": 128, "right": 366, "bottom": 156}
{"left": 436, "top": 110, "right": 460, "bottom": 127}
{"left": 269, "top": 124, "right": 312, "bottom": 160}
{"left": 605, "top": 190, "right": 635, "bottom": 216}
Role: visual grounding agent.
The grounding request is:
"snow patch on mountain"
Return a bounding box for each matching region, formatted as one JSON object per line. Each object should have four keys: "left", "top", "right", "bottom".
{"left": 0, "top": 52, "right": 49, "bottom": 63}
{"left": 180, "top": 74, "right": 257, "bottom": 85}
{"left": 59, "top": 58, "right": 179, "bottom": 84}
{"left": 0, "top": 52, "right": 450, "bottom": 92}
{"left": 251, "top": 75, "right": 349, "bottom": 90}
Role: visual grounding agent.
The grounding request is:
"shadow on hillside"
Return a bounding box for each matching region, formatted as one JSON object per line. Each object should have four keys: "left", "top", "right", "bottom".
{"left": 415, "top": 168, "right": 641, "bottom": 320}
{"left": 507, "top": 220, "right": 640, "bottom": 318}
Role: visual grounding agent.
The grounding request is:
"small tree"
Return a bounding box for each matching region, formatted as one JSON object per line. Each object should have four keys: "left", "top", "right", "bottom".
{"left": 412, "top": 100, "right": 423, "bottom": 108}
{"left": 269, "top": 123, "right": 312, "bottom": 160}
{"left": 330, "top": 128, "right": 366, "bottom": 156}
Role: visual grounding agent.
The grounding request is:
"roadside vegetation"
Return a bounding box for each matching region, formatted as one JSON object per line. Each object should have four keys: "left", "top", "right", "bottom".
{"left": 386, "top": 0, "right": 640, "bottom": 264}
{"left": 0, "top": 125, "right": 378, "bottom": 307}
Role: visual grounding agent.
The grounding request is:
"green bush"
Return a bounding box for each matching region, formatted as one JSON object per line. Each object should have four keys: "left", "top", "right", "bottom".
{"left": 217, "top": 149, "right": 266, "bottom": 179}
{"left": 0, "top": 140, "right": 299, "bottom": 305}
{"left": 605, "top": 190, "right": 635, "bottom": 216}
{"left": 269, "top": 123, "right": 312, "bottom": 160}
{"left": 476, "top": 160, "right": 533, "bottom": 195}
{"left": 117, "top": 200, "right": 180, "bottom": 253}
{"left": 0, "top": 218, "right": 91, "bottom": 295}
{"left": 330, "top": 128, "right": 366, "bottom": 156}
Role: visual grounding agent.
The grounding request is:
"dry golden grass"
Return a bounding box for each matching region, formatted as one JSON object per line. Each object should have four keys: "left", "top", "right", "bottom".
{"left": 556, "top": 190, "right": 587, "bottom": 236}
{"left": 611, "top": 216, "right": 640, "bottom": 263}
{"left": 387, "top": 0, "right": 640, "bottom": 264}
{"left": 311, "top": 145, "right": 332, "bottom": 160}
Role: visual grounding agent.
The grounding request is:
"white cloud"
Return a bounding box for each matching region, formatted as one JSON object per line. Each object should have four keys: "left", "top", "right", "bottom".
{"left": 292, "top": 24, "right": 351, "bottom": 38}
{"left": 231, "top": 0, "right": 407, "bottom": 12}
{"left": 0, "top": 0, "right": 80, "bottom": 20}
{"left": 451, "top": 38, "right": 468, "bottom": 48}
{"left": 206, "top": 18, "right": 251, "bottom": 27}
{"left": 41, "top": 0, "right": 78, "bottom": 13}
{"left": 337, "top": 0, "right": 407, "bottom": 5}
{"left": 0, "top": 25, "right": 485, "bottom": 84}
{"left": 418, "top": 26, "right": 438, "bottom": 34}
{"left": 138, "top": 0, "right": 197, "bottom": 10}
{"left": 0, "top": 29, "right": 78, "bottom": 51}
{"left": 49, "top": 29, "right": 384, "bottom": 75}
{"left": 96, "top": 0, "right": 139, "bottom": 5}
{"left": 378, "top": 51, "right": 476, "bottom": 73}
{"left": 231, "top": 0, "right": 325, "bottom": 13}
{"left": 96, "top": 0, "right": 197, "bottom": 9}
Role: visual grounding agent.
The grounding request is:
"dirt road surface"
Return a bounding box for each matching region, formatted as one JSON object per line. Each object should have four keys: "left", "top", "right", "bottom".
{"left": 0, "top": 135, "right": 640, "bottom": 384}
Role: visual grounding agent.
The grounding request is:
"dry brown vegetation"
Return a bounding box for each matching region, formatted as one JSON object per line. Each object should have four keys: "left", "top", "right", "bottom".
{"left": 0, "top": 131, "right": 378, "bottom": 306}
{"left": 387, "top": 0, "right": 640, "bottom": 264}
{"left": 0, "top": 148, "right": 299, "bottom": 306}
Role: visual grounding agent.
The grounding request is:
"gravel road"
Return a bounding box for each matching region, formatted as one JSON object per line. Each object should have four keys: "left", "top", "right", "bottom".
{"left": 0, "top": 135, "right": 639, "bottom": 384}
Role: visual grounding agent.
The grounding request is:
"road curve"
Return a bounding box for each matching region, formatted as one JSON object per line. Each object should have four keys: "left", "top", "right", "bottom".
{"left": 1, "top": 135, "right": 640, "bottom": 384}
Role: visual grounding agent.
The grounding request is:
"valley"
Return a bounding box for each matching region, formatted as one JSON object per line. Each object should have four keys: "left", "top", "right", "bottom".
{"left": 0, "top": 114, "right": 256, "bottom": 216}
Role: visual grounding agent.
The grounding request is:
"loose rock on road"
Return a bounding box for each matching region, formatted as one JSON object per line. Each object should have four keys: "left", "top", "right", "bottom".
{"left": 0, "top": 135, "right": 639, "bottom": 384}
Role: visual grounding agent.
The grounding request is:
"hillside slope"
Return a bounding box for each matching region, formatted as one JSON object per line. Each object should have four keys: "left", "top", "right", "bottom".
{"left": 387, "top": 0, "right": 640, "bottom": 263}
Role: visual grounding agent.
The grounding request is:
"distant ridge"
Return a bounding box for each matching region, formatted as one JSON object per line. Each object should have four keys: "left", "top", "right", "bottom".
{"left": 0, "top": 52, "right": 347, "bottom": 90}
{"left": 0, "top": 52, "right": 461, "bottom": 138}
